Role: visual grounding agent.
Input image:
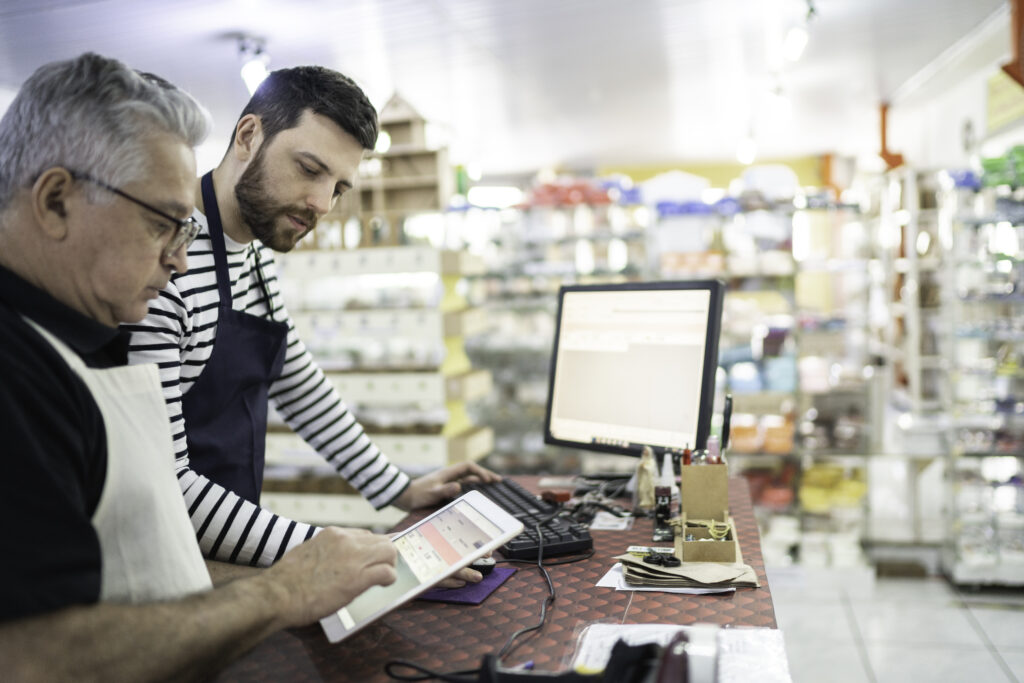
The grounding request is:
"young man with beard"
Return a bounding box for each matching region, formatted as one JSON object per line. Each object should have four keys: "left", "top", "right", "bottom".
{"left": 125, "top": 66, "right": 498, "bottom": 576}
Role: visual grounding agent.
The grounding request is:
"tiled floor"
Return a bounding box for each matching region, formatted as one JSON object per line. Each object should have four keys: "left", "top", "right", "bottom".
{"left": 768, "top": 566, "right": 1024, "bottom": 683}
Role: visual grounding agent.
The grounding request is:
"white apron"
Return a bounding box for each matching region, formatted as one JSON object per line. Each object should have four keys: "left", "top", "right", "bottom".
{"left": 28, "top": 319, "right": 212, "bottom": 603}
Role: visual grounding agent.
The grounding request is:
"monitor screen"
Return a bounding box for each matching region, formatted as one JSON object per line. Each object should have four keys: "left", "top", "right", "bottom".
{"left": 543, "top": 280, "right": 724, "bottom": 456}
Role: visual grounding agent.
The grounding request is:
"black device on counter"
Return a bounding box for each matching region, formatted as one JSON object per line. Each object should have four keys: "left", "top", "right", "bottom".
{"left": 463, "top": 479, "right": 593, "bottom": 560}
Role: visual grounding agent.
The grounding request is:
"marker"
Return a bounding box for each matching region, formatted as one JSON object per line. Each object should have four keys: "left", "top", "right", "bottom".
{"left": 721, "top": 394, "right": 733, "bottom": 453}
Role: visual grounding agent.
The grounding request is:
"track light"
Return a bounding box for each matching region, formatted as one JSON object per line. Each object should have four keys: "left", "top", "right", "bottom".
{"left": 238, "top": 37, "right": 269, "bottom": 95}
{"left": 783, "top": 24, "right": 809, "bottom": 62}
{"left": 736, "top": 136, "right": 757, "bottom": 165}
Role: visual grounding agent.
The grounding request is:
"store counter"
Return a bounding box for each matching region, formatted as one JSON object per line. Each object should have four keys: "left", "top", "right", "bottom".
{"left": 215, "top": 477, "right": 776, "bottom": 682}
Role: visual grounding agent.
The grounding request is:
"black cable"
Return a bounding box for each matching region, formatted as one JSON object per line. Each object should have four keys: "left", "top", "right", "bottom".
{"left": 385, "top": 509, "right": 563, "bottom": 680}
{"left": 499, "top": 549, "right": 594, "bottom": 567}
{"left": 383, "top": 661, "right": 479, "bottom": 682}
{"left": 495, "top": 516, "right": 556, "bottom": 661}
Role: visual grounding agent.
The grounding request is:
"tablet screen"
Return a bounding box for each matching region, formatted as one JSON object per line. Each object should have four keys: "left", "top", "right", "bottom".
{"left": 322, "top": 492, "right": 523, "bottom": 643}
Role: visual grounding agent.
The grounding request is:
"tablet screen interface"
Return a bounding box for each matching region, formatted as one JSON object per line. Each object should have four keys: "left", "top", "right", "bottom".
{"left": 333, "top": 497, "right": 506, "bottom": 633}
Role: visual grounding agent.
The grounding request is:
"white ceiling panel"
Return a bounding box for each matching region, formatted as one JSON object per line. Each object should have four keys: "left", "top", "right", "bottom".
{"left": 0, "top": 0, "right": 1008, "bottom": 176}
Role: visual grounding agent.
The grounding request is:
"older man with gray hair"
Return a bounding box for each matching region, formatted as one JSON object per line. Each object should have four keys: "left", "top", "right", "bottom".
{"left": 0, "top": 52, "right": 397, "bottom": 681}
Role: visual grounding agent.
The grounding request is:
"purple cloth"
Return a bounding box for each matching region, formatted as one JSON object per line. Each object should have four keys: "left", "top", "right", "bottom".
{"left": 416, "top": 567, "right": 517, "bottom": 605}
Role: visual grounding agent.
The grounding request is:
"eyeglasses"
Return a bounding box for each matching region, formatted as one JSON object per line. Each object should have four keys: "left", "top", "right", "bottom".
{"left": 70, "top": 171, "right": 200, "bottom": 258}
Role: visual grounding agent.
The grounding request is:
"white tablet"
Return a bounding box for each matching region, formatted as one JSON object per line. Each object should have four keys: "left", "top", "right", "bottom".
{"left": 320, "top": 490, "right": 525, "bottom": 643}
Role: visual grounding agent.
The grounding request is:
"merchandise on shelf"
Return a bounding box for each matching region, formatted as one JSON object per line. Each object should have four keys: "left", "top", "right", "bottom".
{"left": 263, "top": 247, "right": 494, "bottom": 526}
{"left": 937, "top": 166, "right": 1024, "bottom": 586}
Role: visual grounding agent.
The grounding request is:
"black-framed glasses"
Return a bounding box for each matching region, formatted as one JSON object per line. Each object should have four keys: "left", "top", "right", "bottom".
{"left": 70, "top": 171, "right": 200, "bottom": 259}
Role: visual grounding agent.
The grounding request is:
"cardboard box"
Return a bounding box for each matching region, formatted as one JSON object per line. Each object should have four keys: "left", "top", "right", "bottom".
{"left": 674, "top": 463, "right": 738, "bottom": 563}
{"left": 675, "top": 515, "right": 739, "bottom": 563}
{"left": 680, "top": 463, "right": 728, "bottom": 522}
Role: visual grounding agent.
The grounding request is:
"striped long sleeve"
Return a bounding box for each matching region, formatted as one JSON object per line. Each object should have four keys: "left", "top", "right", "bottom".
{"left": 124, "top": 213, "right": 410, "bottom": 566}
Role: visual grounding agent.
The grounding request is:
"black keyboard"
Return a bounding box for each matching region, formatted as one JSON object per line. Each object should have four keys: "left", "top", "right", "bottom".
{"left": 465, "top": 479, "right": 593, "bottom": 560}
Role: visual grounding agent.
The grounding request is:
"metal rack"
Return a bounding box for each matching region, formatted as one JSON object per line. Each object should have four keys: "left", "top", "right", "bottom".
{"left": 937, "top": 179, "right": 1024, "bottom": 586}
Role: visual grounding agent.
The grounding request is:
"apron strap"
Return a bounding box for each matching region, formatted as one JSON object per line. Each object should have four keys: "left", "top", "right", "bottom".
{"left": 200, "top": 172, "right": 234, "bottom": 308}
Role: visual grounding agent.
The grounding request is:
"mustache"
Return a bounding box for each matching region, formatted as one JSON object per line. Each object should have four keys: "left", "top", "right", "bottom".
{"left": 284, "top": 208, "right": 318, "bottom": 231}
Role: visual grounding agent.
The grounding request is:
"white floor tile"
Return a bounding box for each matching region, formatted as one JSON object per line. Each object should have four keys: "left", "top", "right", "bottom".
{"left": 967, "top": 604, "right": 1024, "bottom": 650}
{"left": 999, "top": 650, "right": 1024, "bottom": 682}
{"left": 846, "top": 576, "right": 958, "bottom": 603}
{"left": 783, "top": 637, "right": 871, "bottom": 683}
{"left": 765, "top": 565, "right": 854, "bottom": 604}
{"left": 865, "top": 643, "right": 1014, "bottom": 683}
{"left": 850, "top": 601, "right": 987, "bottom": 647}
{"left": 775, "top": 602, "right": 857, "bottom": 643}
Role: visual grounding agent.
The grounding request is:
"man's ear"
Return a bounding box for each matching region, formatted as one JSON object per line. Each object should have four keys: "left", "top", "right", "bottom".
{"left": 31, "top": 167, "right": 74, "bottom": 240}
{"left": 233, "top": 114, "right": 263, "bottom": 163}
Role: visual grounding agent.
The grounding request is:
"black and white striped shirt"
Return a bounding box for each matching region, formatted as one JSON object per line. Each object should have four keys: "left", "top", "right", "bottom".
{"left": 124, "top": 211, "right": 409, "bottom": 567}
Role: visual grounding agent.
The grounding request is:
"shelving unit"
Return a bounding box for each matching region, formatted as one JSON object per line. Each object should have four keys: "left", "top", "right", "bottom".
{"left": 263, "top": 246, "right": 493, "bottom": 526}
{"left": 864, "top": 168, "right": 949, "bottom": 551}
{"left": 937, "top": 178, "right": 1024, "bottom": 586}
{"left": 325, "top": 94, "right": 453, "bottom": 246}
{"left": 464, "top": 180, "right": 651, "bottom": 475}
{"left": 463, "top": 179, "right": 874, "bottom": 565}
{"left": 873, "top": 169, "right": 946, "bottom": 420}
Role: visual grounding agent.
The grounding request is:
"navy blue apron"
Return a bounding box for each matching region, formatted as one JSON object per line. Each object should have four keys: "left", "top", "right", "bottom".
{"left": 181, "top": 172, "right": 289, "bottom": 504}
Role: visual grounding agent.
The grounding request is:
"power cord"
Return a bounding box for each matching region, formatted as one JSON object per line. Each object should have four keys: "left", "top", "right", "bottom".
{"left": 386, "top": 512, "right": 561, "bottom": 681}
{"left": 495, "top": 514, "right": 557, "bottom": 661}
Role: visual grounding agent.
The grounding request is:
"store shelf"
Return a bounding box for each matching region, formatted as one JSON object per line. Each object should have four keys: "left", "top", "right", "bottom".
{"left": 260, "top": 492, "right": 406, "bottom": 529}
{"left": 271, "top": 224, "right": 493, "bottom": 516}
{"left": 279, "top": 246, "right": 484, "bottom": 279}
{"left": 266, "top": 427, "right": 493, "bottom": 471}
{"left": 291, "top": 308, "right": 489, "bottom": 341}
{"left": 322, "top": 369, "right": 492, "bottom": 405}
{"left": 937, "top": 180, "right": 1024, "bottom": 586}
{"left": 945, "top": 558, "right": 1024, "bottom": 586}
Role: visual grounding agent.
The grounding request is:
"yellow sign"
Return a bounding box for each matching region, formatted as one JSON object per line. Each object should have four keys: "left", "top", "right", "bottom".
{"left": 986, "top": 70, "right": 1024, "bottom": 134}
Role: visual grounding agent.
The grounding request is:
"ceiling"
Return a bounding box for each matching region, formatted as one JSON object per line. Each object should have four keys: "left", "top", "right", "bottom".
{"left": 0, "top": 0, "right": 1009, "bottom": 178}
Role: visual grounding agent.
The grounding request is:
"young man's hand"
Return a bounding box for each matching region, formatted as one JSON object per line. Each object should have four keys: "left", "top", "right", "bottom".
{"left": 393, "top": 462, "right": 501, "bottom": 512}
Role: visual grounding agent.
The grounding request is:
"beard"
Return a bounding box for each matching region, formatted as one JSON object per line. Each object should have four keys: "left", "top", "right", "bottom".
{"left": 234, "top": 146, "right": 318, "bottom": 252}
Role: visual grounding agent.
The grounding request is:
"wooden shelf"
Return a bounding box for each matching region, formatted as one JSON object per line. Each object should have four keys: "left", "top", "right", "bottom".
{"left": 259, "top": 492, "right": 406, "bottom": 529}
{"left": 278, "top": 247, "right": 484, "bottom": 278}
{"left": 290, "top": 308, "right": 489, "bottom": 342}
{"left": 266, "top": 426, "right": 493, "bottom": 470}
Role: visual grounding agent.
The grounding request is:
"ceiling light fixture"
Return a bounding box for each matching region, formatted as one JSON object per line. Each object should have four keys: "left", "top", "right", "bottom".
{"left": 736, "top": 135, "right": 757, "bottom": 165}
{"left": 783, "top": 25, "right": 808, "bottom": 62}
{"left": 238, "top": 36, "right": 269, "bottom": 95}
{"left": 783, "top": 0, "right": 816, "bottom": 63}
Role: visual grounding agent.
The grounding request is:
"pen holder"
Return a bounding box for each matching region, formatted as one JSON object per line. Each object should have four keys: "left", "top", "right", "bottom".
{"left": 672, "top": 463, "right": 739, "bottom": 563}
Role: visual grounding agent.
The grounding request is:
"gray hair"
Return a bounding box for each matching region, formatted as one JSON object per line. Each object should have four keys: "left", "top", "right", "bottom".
{"left": 0, "top": 52, "right": 210, "bottom": 209}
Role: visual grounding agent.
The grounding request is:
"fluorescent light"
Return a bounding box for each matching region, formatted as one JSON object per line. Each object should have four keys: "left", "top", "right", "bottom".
{"left": 736, "top": 136, "right": 757, "bottom": 165}
{"left": 240, "top": 56, "right": 269, "bottom": 94}
{"left": 467, "top": 185, "right": 523, "bottom": 209}
{"left": 784, "top": 25, "right": 809, "bottom": 62}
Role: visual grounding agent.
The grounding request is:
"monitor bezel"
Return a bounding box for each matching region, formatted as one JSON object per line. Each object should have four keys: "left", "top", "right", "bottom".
{"left": 542, "top": 279, "right": 725, "bottom": 457}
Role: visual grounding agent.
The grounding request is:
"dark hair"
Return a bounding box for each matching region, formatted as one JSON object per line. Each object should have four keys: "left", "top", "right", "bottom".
{"left": 231, "top": 66, "right": 378, "bottom": 152}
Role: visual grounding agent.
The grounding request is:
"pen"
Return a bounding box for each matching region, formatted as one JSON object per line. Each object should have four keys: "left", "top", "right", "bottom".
{"left": 721, "top": 394, "right": 733, "bottom": 453}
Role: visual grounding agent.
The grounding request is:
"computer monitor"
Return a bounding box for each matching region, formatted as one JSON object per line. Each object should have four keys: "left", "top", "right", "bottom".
{"left": 543, "top": 280, "right": 724, "bottom": 458}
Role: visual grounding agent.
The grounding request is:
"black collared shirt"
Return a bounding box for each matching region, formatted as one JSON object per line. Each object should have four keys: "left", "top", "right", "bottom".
{"left": 0, "top": 263, "right": 130, "bottom": 621}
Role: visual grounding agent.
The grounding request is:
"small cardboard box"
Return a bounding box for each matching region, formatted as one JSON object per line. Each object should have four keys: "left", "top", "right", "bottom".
{"left": 675, "top": 515, "right": 739, "bottom": 563}
{"left": 674, "top": 463, "right": 738, "bottom": 563}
